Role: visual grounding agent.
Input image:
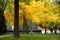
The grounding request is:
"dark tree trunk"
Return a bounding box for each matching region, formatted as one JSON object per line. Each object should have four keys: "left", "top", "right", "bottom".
{"left": 14, "top": 0, "right": 20, "bottom": 38}
{"left": 0, "top": 13, "right": 7, "bottom": 35}
{"left": 45, "top": 27, "right": 47, "bottom": 34}
{"left": 50, "top": 29, "right": 53, "bottom": 34}
{"left": 0, "top": 0, "right": 7, "bottom": 35}
{"left": 54, "top": 29, "right": 57, "bottom": 34}
{"left": 23, "top": 15, "right": 28, "bottom": 34}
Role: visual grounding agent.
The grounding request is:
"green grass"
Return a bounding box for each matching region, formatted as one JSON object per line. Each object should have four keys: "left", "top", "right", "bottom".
{"left": 0, "top": 34, "right": 60, "bottom": 40}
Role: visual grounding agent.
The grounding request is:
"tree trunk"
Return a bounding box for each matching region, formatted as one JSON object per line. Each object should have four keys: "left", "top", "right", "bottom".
{"left": 54, "top": 30, "right": 57, "bottom": 34}
{"left": 14, "top": 0, "right": 19, "bottom": 38}
{"left": 0, "top": 13, "right": 7, "bottom": 35}
{"left": 0, "top": 0, "right": 7, "bottom": 35}
{"left": 45, "top": 27, "right": 47, "bottom": 34}
{"left": 50, "top": 29, "right": 53, "bottom": 34}
{"left": 23, "top": 15, "right": 28, "bottom": 34}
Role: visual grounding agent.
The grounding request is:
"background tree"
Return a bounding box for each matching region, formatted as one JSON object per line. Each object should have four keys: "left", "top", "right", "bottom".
{"left": 48, "top": 22, "right": 55, "bottom": 33}
{"left": 4, "top": 0, "right": 60, "bottom": 34}
{"left": 0, "top": 0, "right": 7, "bottom": 35}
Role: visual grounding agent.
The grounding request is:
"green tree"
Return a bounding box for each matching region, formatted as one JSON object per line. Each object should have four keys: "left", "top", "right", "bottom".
{"left": 0, "top": 0, "right": 7, "bottom": 35}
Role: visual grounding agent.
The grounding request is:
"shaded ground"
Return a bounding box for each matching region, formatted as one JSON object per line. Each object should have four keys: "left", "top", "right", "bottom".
{"left": 0, "top": 34, "right": 60, "bottom": 40}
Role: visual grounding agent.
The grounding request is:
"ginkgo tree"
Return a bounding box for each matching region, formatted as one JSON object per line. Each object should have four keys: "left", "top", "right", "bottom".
{"left": 4, "top": 0, "right": 60, "bottom": 34}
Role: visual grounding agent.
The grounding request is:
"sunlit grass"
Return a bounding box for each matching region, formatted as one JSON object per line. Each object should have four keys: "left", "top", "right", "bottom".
{"left": 0, "top": 34, "right": 60, "bottom": 40}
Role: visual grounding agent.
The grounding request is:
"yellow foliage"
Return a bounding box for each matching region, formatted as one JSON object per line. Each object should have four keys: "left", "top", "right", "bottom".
{"left": 4, "top": 10, "right": 10, "bottom": 21}
{"left": 8, "top": 3, "right": 14, "bottom": 8}
{"left": 32, "top": 15, "right": 40, "bottom": 24}
{"left": 4, "top": 0, "right": 60, "bottom": 27}
{"left": 44, "top": 0, "right": 50, "bottom": 3}
{"left": 19, "top": 18, "right": 24, "bottom": 25}
{"left": 10, "top": 22, "right": 14, "bottom": 26}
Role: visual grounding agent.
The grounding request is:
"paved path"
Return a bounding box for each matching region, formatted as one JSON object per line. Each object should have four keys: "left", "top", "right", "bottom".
{"left": 0, "top": 35, "right": 12, "bottom": 38}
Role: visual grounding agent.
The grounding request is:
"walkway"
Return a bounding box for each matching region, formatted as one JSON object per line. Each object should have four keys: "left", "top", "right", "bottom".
{"left": 0, "top": 35, "right": 12, "bottom": 38}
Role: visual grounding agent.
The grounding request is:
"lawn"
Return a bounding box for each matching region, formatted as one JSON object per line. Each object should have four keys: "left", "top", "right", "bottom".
{"left": 0, "top": 34, "right": 60, "bottom": 40}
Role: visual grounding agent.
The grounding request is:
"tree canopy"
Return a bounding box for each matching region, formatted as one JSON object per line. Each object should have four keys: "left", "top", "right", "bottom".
{"left": 4, "top": 0, "right": 60, "bottom": 28}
